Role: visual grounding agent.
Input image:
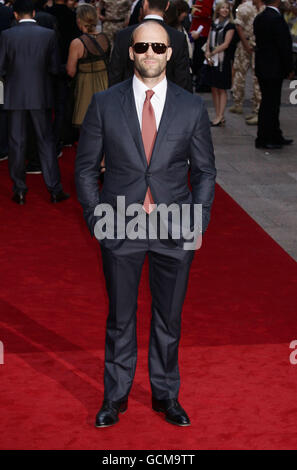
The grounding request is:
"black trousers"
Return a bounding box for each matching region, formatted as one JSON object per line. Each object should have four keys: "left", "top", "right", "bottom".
{"left": 26, "top": 113, "right": 41, "bottom": 169}
{"left": 192, "top": 36, "right": 208, "bottom": 88}
{"left": 8, "top": 109, "right": 62, "bottom": 194}
{"left": 0, "top": 105, "right": 8, "bottom": 156}
{"left": 257, "top": 77, "right": 283, "bottom": 144}
{"left": 100, "top": 225, "right": 195, "bottom": 402}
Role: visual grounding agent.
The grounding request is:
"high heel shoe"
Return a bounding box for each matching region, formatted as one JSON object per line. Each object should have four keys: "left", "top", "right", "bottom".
{"left": 211, "top": 117, "right": 225, "bottom": 127}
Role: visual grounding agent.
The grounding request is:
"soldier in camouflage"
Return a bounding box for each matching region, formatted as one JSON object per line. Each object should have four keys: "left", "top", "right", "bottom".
{"left": 100, "top": 0, "right": 133, "bottom": 48}
{"left": 229, "top": 0, "right": 265, "bottom": 125}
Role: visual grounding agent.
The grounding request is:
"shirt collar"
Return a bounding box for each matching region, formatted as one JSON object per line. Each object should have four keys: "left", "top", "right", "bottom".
{"left": 144, "top": 14, "right": 164, "bottom": 21}
{"left": 133, "top": 75, "right": 167, "bottom": 100}
{"left": 19, "top": 19, "right": 37, "bottom": 23}
{"left": 267, "top": 6, "right": 280, "bottom": 13}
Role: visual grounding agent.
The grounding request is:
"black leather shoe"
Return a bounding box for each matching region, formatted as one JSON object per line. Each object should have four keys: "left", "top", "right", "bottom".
{"left": 152, "top": 397, "right": 191, "bottom": 426}
{"left": 95, "top": 399, "right": 128, "bottom": 428}
{"left": 255, "top": 141, "right": 283, "bottom": 149}
{"left": 0, "top": 153, "right": 8, "bottom": 161}
{"left": 50, "top": 191, "right": 70, "bottom": 203}
{"left": 279, "top": 138, "right": 293, "bottom": 145}
{"left": 12, "top": 192, "right": 26, "bottom": 205}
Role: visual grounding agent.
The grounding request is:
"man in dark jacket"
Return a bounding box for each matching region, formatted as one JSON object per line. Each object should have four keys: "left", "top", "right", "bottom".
{"left": 0, "top": 1, "right": 13, "bottom": 162}
{"left": 0, "top": 0, "right": 69, "bottom": 204}
{"left": 254, "top": 0, "right": 294, "bottom": 149}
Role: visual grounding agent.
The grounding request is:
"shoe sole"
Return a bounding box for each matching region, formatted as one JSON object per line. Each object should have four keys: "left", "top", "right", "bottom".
{"left": 95, "top": 417, "right": 119, "bottom": 428}
{"left": 152, "top": 407, "right": 191, "bottom": 426}
{"left": 165, "top": 417, "right": 191, "bottom": 426}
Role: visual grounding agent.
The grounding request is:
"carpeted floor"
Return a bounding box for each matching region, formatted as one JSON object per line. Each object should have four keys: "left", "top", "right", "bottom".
{"left": 0, "top": 148, "right": 296, "bottom": 449}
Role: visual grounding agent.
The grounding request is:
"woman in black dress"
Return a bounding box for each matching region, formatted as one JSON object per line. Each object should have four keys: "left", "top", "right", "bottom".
{"left": 204, "top": 1, "right": 235, "bottom": 126}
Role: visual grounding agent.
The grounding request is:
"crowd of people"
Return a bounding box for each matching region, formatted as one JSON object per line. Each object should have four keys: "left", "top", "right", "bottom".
{"left": 0, "top": 0, "right": 296, "bottom": 202}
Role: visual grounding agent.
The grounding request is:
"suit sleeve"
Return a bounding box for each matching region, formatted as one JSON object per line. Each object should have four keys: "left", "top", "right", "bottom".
{"left": 189, "top": 99, "right": 216, "bottom": 234}
{"left": 276, "top": 16, "right": 293, "bottom": 77}
{"left": 172, "top": 33, "right": 192, "bottom": 93}
{"left": 0, "top": 33, "right": 7, "bottom": 78}
{"left": 48, "top": 31, "right": 61, "bottom": 76}
{"left": 75, "top": 94, "right": 105, "bottom": 236}
{"left": 108, "top": 30, "right": 125, "bottom": 87}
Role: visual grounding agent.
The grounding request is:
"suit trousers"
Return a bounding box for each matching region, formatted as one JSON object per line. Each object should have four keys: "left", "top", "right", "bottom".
{"left": 257, "top": 77, "right": 283, "bottom": 144}
{"left": 192, "top": 36, "right": 208, "bottom": 86}
{"left": 8, "top": 109, "right": 62, "bottom": 194}
{"left": 100, "top": 220, "right": 195, "bottom": 402}
{"left": 0, "top": 105, "right": 8, "bottom": 156}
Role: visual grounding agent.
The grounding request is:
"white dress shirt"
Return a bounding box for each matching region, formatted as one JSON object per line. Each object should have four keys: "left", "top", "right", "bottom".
{"left": 132, "top": 75, "right": 167, "bottom": 131}
{"left": 19, "top": 19, "right": 37, "bottom": 23}
{"left": 143, "top": 14, "right": 164, "bottom": 21}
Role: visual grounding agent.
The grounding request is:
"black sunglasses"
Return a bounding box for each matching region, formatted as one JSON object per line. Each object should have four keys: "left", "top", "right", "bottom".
{"left": 132, "top": 42, "right": 169, "bottom": 54}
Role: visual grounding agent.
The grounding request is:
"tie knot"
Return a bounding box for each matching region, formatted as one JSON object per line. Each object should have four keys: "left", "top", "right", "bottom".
{"left": 145, "top": 89, "right": 154, "bottom": 101}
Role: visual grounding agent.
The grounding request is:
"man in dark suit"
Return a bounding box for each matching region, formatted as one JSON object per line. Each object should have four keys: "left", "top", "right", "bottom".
{"left": 0, "top": 1, "right": 13, "bottom": 162}
{"left": 0, "top": 1, "right": 13, "bottom": 32}
{"left": 76, "top": 20, "right": 216, "bottom": 427}
{"left": 0, "top": 0, "right": 69, "bottom": 204}
{"left": 254, "top": 0, "right": 294, "bottom": 149}
{"left": 108, "top": 0, "right": 192, "bottom": 92}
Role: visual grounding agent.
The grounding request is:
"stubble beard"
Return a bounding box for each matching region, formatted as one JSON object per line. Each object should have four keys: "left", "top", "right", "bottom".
{"left": 134, "top": 58, "right": 166, "bottom": 79}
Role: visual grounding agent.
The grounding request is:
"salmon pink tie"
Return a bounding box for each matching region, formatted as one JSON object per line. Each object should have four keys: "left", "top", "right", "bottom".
{"left": 142, "top": 89, "right": 157, "bottom": 214}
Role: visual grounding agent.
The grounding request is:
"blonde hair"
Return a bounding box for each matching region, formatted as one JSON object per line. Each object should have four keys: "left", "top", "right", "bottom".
{"left": 76, "top": 3, "right": 98, "bottom": 33}
{"left": 213, "top": 1, "right": 234, "bottom": 22}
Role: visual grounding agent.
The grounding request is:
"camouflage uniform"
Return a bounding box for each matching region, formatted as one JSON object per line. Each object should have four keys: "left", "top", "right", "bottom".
{"left": 232, "top": 1, "right": 263, "bottom": 114}
{"left": 102, "top": 0, "right": 133, "bottom": 48}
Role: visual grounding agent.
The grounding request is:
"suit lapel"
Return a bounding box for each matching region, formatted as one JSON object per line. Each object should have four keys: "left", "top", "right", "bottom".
{"left": 149, "top": 81, "right": 179, "bottom": 167}
{"left": 119, "top": 79, "right": 180, "bottom": 168}
{"left": 120, "top": 80, "right": 147, "bottom": 168}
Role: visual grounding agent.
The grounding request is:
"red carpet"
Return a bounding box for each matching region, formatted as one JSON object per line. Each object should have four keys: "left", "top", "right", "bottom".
{"left": 0, "top": 148, "right": 296, "bottom": 450}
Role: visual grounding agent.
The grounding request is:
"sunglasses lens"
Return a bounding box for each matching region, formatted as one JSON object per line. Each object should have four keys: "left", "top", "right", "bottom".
{"left": 152, "top": 43, "right": 167, "bottom": 54}
{"left": 133, "top": 43, "right": 149, "bottom": 54}
{"left": 133, "top": 43, "right": 168, "bottom": 54}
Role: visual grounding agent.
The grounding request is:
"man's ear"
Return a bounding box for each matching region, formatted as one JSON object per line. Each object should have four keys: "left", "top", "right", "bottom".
{"left": 32, "top": 9, "right": 36, "bottom": 18}
{"left": 129, "top": 46, "right": 135, "bottom": 62}
{"left": 166, "top": 46, "right": 172, "bottom": 62}
{"left": 13, "top": 11, "right": 20, "bottom": 21}
{"left": 165, "top": 1, "right": 170, "bottom": 12}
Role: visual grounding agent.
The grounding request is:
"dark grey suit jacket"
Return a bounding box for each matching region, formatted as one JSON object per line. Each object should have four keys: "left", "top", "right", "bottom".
{"left": 0, "top": 3, "right": 13, "bottom": 32}
{"left": 75, "top": 79, "right": 216, "bottom": 239}
{"left": 253, "top": 7, "right": 293, "bottom": 80}
{"left": 108, "top": 19, "right": 193, "bottom": 93}
{"left": 0, "top": 21, "right": 60, "bottom": 110}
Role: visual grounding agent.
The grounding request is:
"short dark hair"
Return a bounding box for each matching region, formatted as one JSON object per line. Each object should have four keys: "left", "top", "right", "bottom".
{"left": 13, "top": 0, "right": 34, "bottom": 14}
{"left": 146, "top": 0, "right": 169, "bottom": 12}
{"left": 174, "top": 0, "right": 190, "bottom": 16}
